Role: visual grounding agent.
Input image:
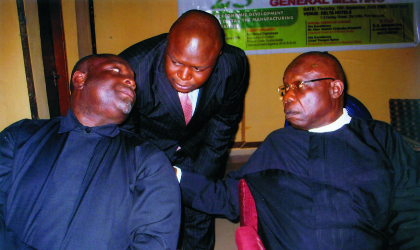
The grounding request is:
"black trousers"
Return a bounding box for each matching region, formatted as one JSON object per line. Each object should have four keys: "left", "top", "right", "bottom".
{"left": 179, "top": 206, "right": 215, "bottom": 250}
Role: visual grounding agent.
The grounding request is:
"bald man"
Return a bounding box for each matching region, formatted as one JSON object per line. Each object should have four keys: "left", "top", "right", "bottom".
{"left": 119, "top": 9, "right": 249, "bottom": 250}
{"left": 177, "top": 52, "right": 420, "bottom": 249}
{"left": 0, "top": 54, "right": 181, "bottom": 249}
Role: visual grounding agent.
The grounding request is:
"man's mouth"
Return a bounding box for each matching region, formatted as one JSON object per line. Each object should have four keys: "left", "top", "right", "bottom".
{"left": 119, "top": 87, "right": 135, "bottom": 101}
{"left": 284, "top": 109, "right": 298, "bottom": 117}
{"left": 173, "top": 81, "right": 191, "bottom": 91}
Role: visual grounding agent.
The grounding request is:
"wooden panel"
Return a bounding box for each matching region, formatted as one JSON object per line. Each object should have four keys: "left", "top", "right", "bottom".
{"left": 16, "top": 0, "right": 39, "bottom": 120}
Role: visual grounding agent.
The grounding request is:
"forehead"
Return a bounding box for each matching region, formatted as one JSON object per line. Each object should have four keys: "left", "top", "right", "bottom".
{"left": 93, "top": 57, "right": 134, "bottom": 77}
{"left": 95, "top": 56, "right": 130, "bottom": 68}
{"left": 284, "top": 55, "right": 330, "bottom": 80}
{"left": 166, "top": 31, "right": 221, "bottom": 65}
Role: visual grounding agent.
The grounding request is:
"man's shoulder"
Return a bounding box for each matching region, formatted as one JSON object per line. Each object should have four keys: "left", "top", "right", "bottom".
{"left": 347, "top": 117, "right": 411, "bottom": 151}
{"left": 119, "top": 128, "right": 149, "bottom": 145}
{"left": 222, "top": 43, "right": 246, "bottom": 58}
{"left": 118, "top": 33, "right": 168, "bottom": 64}
{"left": 2, "top": 118, "right": 59, "bottom": 135}
{"left": 1, "top": 118, "right": 61, "bottom": 147}
{"left": 349, "top": 117, "right": 394, "bottom": 134}
{"left": 119, "top": 128, "right": 172, "bottom": 175}
{"left": 215, "top": 44, "right": 248, "bottom": 84}
{"left": 119, "top": 128, "right": 163, "bottom": 154}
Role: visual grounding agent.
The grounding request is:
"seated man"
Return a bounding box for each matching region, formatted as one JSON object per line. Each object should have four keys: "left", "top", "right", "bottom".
{"left": 177, "top": 52, "right": 420, "bottom": 249}
{"left": 0, "top": 54, "right": 181, "bottom": 249}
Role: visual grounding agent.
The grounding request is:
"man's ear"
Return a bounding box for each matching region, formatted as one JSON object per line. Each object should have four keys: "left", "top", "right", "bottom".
{"left": 331, "top": 80, "right": 344, "bottom": 99}
{"left": 72, "top": 71, "right": 86, "bottom": 90}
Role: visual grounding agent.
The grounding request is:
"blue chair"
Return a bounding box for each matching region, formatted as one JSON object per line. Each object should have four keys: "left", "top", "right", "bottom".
{"left": 345, "top": 94, "right": 372, "bottom": 120}
{"left": 285, "top": 94, "right": 372, "bottom": 127}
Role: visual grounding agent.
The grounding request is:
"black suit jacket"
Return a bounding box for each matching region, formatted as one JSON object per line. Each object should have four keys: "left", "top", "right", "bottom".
{"left": 119, "top": 34, "right": 248, "bottom": 177}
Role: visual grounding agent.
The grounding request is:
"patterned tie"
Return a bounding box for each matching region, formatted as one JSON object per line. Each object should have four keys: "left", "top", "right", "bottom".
{"left": 178, "top": 92, "right": 192, "bottom": 124}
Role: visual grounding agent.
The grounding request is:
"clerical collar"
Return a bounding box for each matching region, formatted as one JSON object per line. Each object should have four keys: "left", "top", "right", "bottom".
{"left": 59, "top": 110, "right": 120, "bottom": 137}
{"left": 309, "top": 108, "right": 352, "bottom": 133}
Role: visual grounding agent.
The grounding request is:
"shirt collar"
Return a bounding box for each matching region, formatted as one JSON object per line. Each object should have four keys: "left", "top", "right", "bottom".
{"left": 59, "top": 110, "right": 120, "bottom": 137}
{"left": 309, "top": 108, "right": 352, "bottom": 133}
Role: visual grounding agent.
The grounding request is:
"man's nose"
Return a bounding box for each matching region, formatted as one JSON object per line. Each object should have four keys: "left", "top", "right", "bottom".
{"left": 177, "top": 67, "right": 192, "bottom": 81}
{"left": 124, "top": 78, "right": 136, "bottom": 90}
{"left": 282, "top": 89, "right": 296, "bottom": 106}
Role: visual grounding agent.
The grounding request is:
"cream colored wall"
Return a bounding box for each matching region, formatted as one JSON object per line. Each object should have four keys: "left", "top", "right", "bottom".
{"left": 94, "top": 0, "right": 178, "bottom": 54}
{"left": 0, "top": 0, "right": 31, "bottom": 131}
{"left": 2, "top": 0, "right": 420, "bottom": 142}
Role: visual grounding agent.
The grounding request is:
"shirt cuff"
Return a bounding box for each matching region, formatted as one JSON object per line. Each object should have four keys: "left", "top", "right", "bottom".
{"left": 174, "top": 166, "right": 182, "bottom": 183}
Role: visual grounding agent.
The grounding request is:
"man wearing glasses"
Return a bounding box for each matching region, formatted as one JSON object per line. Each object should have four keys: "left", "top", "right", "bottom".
{"left": 176, "top": 51, "right": 420, "bottom": 249}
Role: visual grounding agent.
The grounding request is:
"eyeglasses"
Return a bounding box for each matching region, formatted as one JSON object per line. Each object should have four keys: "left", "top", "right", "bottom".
{"left": 278, "top": 78, "right": 335, "bottom": 100}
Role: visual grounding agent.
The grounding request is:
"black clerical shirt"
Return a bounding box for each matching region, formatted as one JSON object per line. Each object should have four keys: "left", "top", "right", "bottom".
{"left": 0, "top": 111, "right": 181, "bottom": 249}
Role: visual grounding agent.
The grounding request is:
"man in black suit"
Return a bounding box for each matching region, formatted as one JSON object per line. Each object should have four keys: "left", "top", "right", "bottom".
{"left": 119, "top": 9, "right": 249, "bottom": 250}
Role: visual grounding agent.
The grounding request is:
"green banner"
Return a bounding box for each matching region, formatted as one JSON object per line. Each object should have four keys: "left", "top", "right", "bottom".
{"left": 212, "top": 3, "right": 415, "bottom": 51}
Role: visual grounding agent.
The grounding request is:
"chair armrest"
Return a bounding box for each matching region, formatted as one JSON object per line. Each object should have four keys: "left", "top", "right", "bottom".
{"left": 238, "top": 179, "right": 258, "bottom": 231}
{"left": 235, "top": 226, "right": 265, "bottom": 250}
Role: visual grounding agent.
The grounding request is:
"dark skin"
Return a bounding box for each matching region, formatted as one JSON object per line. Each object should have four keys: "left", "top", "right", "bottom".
{"left": 282, "top": 52, "right": 345, "bottom": 130}
{"left": 164, "top": 10, "right": 223, "bottom": 93}
{"left": 70, "top": 55, "right": 136, "bottom": 127}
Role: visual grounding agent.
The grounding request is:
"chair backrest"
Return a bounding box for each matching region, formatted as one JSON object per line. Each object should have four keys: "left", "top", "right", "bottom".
{"left": 285, "top": 94, "right": 372, "bottom": 127}
{"left": 345, "top": 94, "right": 372, "bottom": 120}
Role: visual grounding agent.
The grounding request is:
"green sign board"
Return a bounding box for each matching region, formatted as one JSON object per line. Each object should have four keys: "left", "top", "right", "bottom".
{"left": 212, "top": 3, "right": 415, "bottom": 51}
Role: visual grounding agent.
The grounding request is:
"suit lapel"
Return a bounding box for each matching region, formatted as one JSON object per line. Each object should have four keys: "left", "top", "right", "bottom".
{"left": 153, "top": 63, "right": 186, "bottom": 126}
{"left": 194, "top": 66, "right": 222, "bottom": 116}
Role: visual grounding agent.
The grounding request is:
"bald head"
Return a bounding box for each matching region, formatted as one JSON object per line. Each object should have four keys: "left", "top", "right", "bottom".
{"left": 287, "top": 52, "right": 345, "bottom": 85}
{"left": 282, "top": 52, "right": 346, "bottom": 130}
{"left": 169, "top": 10, "right": 224, "bottom": 50}
{"left": 164, "top": 10, "right": 224, "bottom": 93}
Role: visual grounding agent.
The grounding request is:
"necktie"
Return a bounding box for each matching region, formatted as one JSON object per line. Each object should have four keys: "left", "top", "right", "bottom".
{"left": 178, "top": 92, "right": 192, "bottom": 124}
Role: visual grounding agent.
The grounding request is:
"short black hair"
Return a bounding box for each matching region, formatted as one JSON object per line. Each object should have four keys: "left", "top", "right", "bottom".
{"left": 69, "top": 54, "right": 118, "bottom": 92}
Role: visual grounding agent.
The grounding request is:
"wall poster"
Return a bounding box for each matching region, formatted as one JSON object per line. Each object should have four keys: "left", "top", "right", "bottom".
{"left": 178, "top": 0, "right": 420, "bottom": 54}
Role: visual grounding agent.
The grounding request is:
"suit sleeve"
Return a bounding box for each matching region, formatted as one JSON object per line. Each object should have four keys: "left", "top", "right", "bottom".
{"left": 129, "top": 146, "right": 181, "bottom": 250}
{"left": 381, "top": 127, "right": 420, "bottom": 249}
{"left": 0, "top": 122, "right": 35, "bottom": 249}
{"left": 180, "top": 170, "right": 242, "bottom": 221}
{"left": 179, "top": 131, "right": 279, "bottom": 220}
{"left": 193, "top": 50, "right": 249, "bottom": 177}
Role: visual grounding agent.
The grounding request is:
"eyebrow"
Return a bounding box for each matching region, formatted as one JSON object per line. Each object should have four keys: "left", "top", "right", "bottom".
{"left": 168, "top": 53, "right": 210, "bottom": 69}
{"left": 108, "top": 60, "right": 126, "bottom": 66}
{"left": 168, "top": 54, "right": 181, "bottom": 64}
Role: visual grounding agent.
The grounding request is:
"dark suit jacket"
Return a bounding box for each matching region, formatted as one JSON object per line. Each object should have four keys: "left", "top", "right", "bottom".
{"left": 119, "top": 34, "right": 248, "bottom": 177}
